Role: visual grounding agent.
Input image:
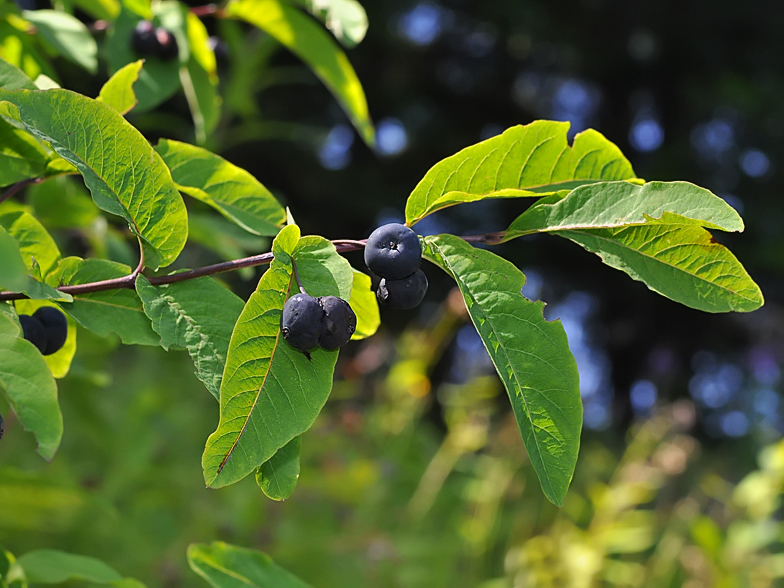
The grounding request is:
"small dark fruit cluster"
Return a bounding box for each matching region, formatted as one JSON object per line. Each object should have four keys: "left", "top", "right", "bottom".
{"left": 131, "top": 20, "right": 179, "bottom": 60}
{"left": 281, "top": 294, "right": 357, "bottom": 354}
{"left": 365, "top": 223, "right": 428, "bottom": 309}
{"left": 19, "top": 306, "right": 68, "bottom": 356}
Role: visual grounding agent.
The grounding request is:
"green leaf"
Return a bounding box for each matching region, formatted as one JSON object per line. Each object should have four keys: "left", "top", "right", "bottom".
{"left": 226, "top": 0, "right": 375, "bottom": 146}
{"left": 405, "top": 121, "right": 638, "bottom": 226}
{"left": 14, "top": 300, "right": 76, "bottom": 379}
{"left": 255, "top": 435, "right": 301, "bottom": 500}
{"left": 0, "top": 226, "right": 30, "bottom": 292}
{"left": 0, "top": 210, "right": 61, "bottom": 276}
{"left": 156, "top": 139, "right": 285, "bottom": 236}
{"left": 201, "top": 225, "right": 341, "bottom": 488}
{"left": 22, "top": 10, "right": 98, "bottom": 74}
{"left": 0, "top": 226, "right": 69, "bottom": 302}
{"left": 97, "top": 60, "right": 142, "bottom": 115}
{"left": 187, "top": 212, "right": 268, "bottom": 279}
{"left": 105, "top": 4, "right": 185, "bottom": 112}
{"left": 0, "top": 117, "right": 49, "bottom": 188}
{"left": 187, "top": 543, "right": 313, "bottom": 588}
{"left": 0, "top": 548, "right": 27, "bottom": 588}
{"left": 293, "top": 235, "right": 354, "bottom": 300}
{"left": 504, "top": 181, "right": 744, "bottom": 240}
{"left": 0, "top": 88, "right": 188, "bottom": 269}
{"left": 348, "top": 269, "right": 379, "bottom": 340}
{"left": 27, "top": 175, "right": 99, "bottom": 230}
{"left": 136, "top": 275, "right": 245, "bottom": 400}
{"left": 558, "top": 223, "right": 764, "bottom": 313}
{"left": 54, "top": 257, "right": 159, "bottom": 345}
{"left": 290, "top": 0, "right": 368, "bottom": 48}
{"left": 16, "top": 551, "right": 121, "bottom": 584}
{"left": 423, "top": 234, "right": 581, "bottom": 506}
{"left": 0, "top": 313, "right": 62, "bottom": 460}
{"left": 70, "top": 0, "right": 120, "bottom": 21}
{"left": 0, "top": 21, "right": 58, "bottom": 82}
{"left": 0, "top": 56, "right": 37, "bottom": 90}
{"left": 181, "top": 12, "right": 220, "bottom": 143}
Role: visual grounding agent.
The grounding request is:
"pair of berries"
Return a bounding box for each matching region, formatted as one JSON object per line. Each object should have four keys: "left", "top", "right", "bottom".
{"left": 131, "top": 20, "right": 179, "bottom": 61}
{"left": 364, "top": 223, "right": 428, "bottom": 309}
{"left": 281, "top": 294, "right": 357, "bottom": 354}
{"left": 19, "top": 306, "right": 68, "bottom": 356}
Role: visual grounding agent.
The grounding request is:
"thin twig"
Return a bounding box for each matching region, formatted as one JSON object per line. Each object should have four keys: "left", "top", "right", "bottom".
{"left": 190, "top": 4, "right": 221, "bottom": 16}
{"left": 0, "top": 178, "right": 42, "bottom": 205}
{"left": 0, "top": 234, "right": 502, "bottom": 302}
{"left": 290, "top": 258, "right": 307, "bottom": 295}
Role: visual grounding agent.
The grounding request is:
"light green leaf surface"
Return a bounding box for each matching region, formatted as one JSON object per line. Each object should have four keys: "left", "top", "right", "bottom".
{"left": 186, "top": 12, "right": 217, "bottom": 79}
{"left": 105, "top": 4, "right": 185, "bottom": 112}
{"left": 97, "top": 60, "right": 142, "bottom": 115}
{"left": 32, "top": 75, "right": 59, "bottom": 90}
{"left": 0, "top": 56, "right": 37, "bottom": 90}
{"left": 504, "top": 181, "right": 744, "bottom": 240}
{"left": 136, "top": 275, "right": 245, "bottom": 400}
{"left": 202, "top": 225, "right": 340, "bottom": 488}
{"left": 14, "top": 300, "right": 76, "bottom": 379}
{"left": 22, "top": 10, "right": 98, "bottom": 74}
{"left": 227, "top": 0, "right": 375, "bottom": 146}
{"left": 0, "top": 313, "right": 62, "bottom": 460}
{"left": 423, "top": 234, "right": 582, "bottom": 506}
{"left": 559, "top": 223, "right": 764, "bottom": 313}
{"left": 255, "top": 435, "right": 301, "bottom": 500}
{"left": 0, "top": 117, "right": 49, "bottom": 188}
{"left": 181, "top": 57, "right": 220, "bottom": 145}
{"left": 293, "top": 235, "right": 353, "bottom": 300}
{"left": 405, "top": 120, "right": 637, "bottom": 225}
{"left": 349, "top": 269, "right": 379, "bottom": 340}
{"left": 16, "top": 550, "right": 121, "bottom": 584}
{"left": 0, "top": 225, "right": 68, "bottom": 301}
{"left": 54, "top": 257, "right": 158, "bottom": 345}
{"left": 291, "top": 0, "right": 368, "bottom": 47}
{"left": 0, "top": 88, "right": 188, "bottom": 269}
{"left": 188, "top": 543, "right": 313, "bottom": 588}
{"left": 0, "top": 210, "right": 61, "bottom": 276}
{"left": 156, "top": 139, "right": 285, "bottom": 236}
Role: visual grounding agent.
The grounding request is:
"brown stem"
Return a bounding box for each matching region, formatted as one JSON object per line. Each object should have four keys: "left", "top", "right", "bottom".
{"left": 0, "top": 178, "right": 43, "bottom": 205}
{"left": 0, "top": 234, "right": 503, "bottom": 302}
{"left": 190, "top": 4, "right": 222, "bottom": 16}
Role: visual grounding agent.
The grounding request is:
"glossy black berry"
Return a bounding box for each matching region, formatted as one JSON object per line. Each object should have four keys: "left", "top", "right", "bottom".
{"left": 364, "top": 223, "right": 422, "bottom": 280}
{"left": 131, "top": 20, "right": 159, "bottom": 56}
{"left": 33, "top": 306, "right": 68, "bottom": 355}
{"left": 377, "top": 270, "right": 429, "bottom": 310}
{"left": 19, "top": 314, "right": 47, "bottom": 354}
{"left": 155, "top": 27, "right": 179, "bottom": 61}
{"left": 318, "top": 296, "right": 356, "bottom": 351}
{"left": 280, "top": 293, "right": 323, "bottom": 353}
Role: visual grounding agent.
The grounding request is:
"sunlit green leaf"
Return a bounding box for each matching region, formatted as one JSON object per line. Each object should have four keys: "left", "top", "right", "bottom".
{"left": 0, "top": 210, "right": 61, "bottom": 276}
{"left": 22, "top": 10, "right": 98, "bottom": 74}
{"left": 290, "top": 0, "right": 368, "bottom": 47}
{"left": 0, "top": 313, "right": 62, "bottom": 460}
{"left": 423, "top": 234, "right": 581, "bottom": 506}
{"left": 97, "top": 60, "right": 142, "bottom": 115}
{"left": 559, "top": 222, "right": 764, "bottom": 313}
{"left": 349, "top": 268, "right": 379, "bottom": 340}
{"left": 188, "top": 542, "right": 313, "bottom": 588}
{"left": 226, "top": 0, "right": 375, "bottom": 146}
{"left": 504, "top": 180, "right": 744, "bottom": 240}
{"left": 16, "top": 550, "right": 121, "bottom": 584}
{"left": 0, "top": 88, "right": 188, "bottom": 269}
{"left": 156, "top": 139, "right": 285, "bottom": 236}
{"left": 0, "top": 56, "right": 37, "bottom": 90}
{"left": 405, "top": 121, "right": 638, "bottom": 225}
{"left": 136, "top": 275, "right": 245, "bottom": 400}
{"left": 202, "top": 225, "right": 344, "bottom": 488}
{"left": 255, "top": 435, "right": 301, "bottom": 500}
{"left": 54, "top": 257, "right": 158, "bottom": 345}
{"left": 0, "top": 21, "right": 57, "bottom": 82}
{"left": 0, "top": 226, "right": 69, "bottom": 301}
{"left": 0, "top": 117, "right": 49, "bottom": 188}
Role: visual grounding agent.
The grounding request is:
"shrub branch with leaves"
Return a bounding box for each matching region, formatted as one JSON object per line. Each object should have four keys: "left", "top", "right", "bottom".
{"left": 0, "top": 0, "right": 764, "bottom": 586}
